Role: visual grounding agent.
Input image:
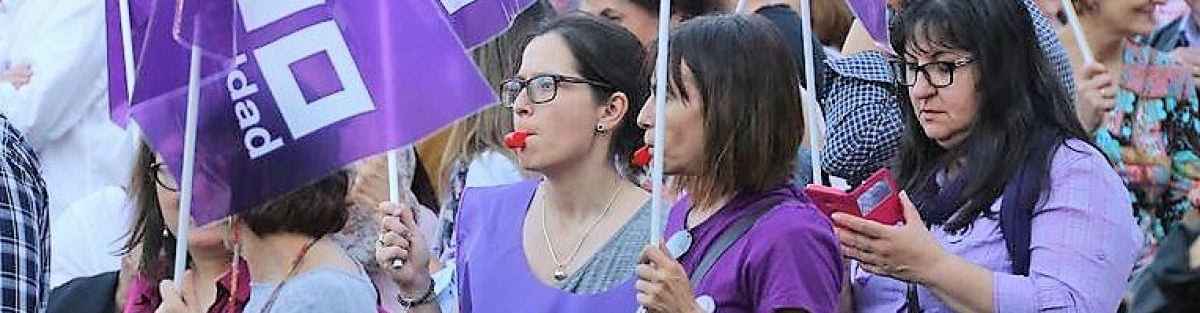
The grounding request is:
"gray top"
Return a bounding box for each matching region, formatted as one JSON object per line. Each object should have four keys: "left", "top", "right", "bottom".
{"left": 555, "top": 201, "right": 652, "bottom": 294}
{"left": 243, "top": 265, "right": 378, "bottom": 313}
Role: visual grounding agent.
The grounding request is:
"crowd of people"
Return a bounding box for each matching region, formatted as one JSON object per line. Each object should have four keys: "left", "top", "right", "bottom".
{"left": 0, "top": 0, "right": 1199, "bottom": 312}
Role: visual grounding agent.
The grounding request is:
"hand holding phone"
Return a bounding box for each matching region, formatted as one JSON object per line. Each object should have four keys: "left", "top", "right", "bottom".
{"left": 804, "top": 169, "right": 904, "bottom": 225}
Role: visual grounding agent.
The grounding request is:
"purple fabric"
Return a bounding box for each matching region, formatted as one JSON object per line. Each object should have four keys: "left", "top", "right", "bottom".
{"left": 664, "top": 185, "right": 843, "bottom": 313}
{"left": 127, "top": 0, "right": 496, "bottom": 224}
{"left": 844, "top": 0, "right": 890, "bottom": 52}
{"left": 454, "top": 180, "right": 639, "bottom": 313}
{"left": 103, "top": 0, "right": 152, "bottom": 127}
{"left": 851, "top": 140, "right": 1142, "bottom": 312}
{"left": 443, "top": 0, "right": 538, "bottom": 49}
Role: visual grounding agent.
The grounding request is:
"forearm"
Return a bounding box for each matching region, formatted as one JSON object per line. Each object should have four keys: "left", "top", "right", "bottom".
{"left": 920, "top": 254, "right": 995, "bottom": 313}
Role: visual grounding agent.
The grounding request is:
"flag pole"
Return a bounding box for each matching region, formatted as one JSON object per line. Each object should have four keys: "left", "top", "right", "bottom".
{"left": 649, "top": 0, "right": 672, "bottom": 247}
{"left": 799, "top": 0, "right": 825, "bottom": 184}
{"left": 118, "top": 0, "right": 137, "bottom": 99}
{"left": 386, "top": 149, "right": 404, "bottom": 269}
{"left": 387, "top": 150, "right": 401, "bottom": 204}
{"left": 734, "top": 0, "right": 748, "bottom": 13}
{"left": 1060, "top": 0, "right": 1096, "bottom": 64}
{"left": 172, "top": 31, "right": 203, "bottom": 286}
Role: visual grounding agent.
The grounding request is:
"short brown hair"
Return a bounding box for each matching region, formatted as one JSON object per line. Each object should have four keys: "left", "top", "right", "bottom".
{"left": 238, "top": 170, "right": 351, "bottom": 238}
{"left": 664, "top": 14, "right": 805, "bottom": 210}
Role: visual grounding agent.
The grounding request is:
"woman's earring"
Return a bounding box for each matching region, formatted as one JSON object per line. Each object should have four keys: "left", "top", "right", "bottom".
{"left": 595, "top": 124, "right": 608, "bottom": 135}
{"left": 162, "top": 228, "right": 170, "bottom": 238}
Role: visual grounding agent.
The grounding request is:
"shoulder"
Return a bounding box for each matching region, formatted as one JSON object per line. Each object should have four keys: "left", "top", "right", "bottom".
{"left": 825, "top": 51, "right": 893, "bottom": 84}
{"left": 1048, "top": 139, "right": 1118, "bottom": 181}
{"left": 459, "top": 179, "right": 537, "bottom": 216}
{"left": 278, "top": 268, "right": 377, "bottom": 311}
{"left": 750, "top": 199, "right": 838, "bottom": 245}
{"left": 461, "top": 179, "right": 537, "bottom": 201}
{"left": 1043, "top": 139, "right": 1130, "bottom": 211}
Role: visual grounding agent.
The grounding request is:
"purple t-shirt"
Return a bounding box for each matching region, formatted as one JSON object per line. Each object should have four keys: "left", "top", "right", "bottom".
{"left": 664, "top": 185, "right": 843, "bottom": 313}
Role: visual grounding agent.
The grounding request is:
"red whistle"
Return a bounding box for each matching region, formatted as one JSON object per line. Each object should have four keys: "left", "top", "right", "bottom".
{"left": 505, "top": 130, "right": 530, "bottom": 151}
{"left": 633, "top": 146, "right": 652, "bottom": 167}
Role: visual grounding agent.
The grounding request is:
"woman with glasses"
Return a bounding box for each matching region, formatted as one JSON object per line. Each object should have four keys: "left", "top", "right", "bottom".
{"left": 377, "top": 14, "right": 652, "bottom": 313}
{"left": 631, "top": 14, "right": 842, "bottom": 313}
{"left": 116, "top": 143, "right": 250, "bottom": 313}
{"left": 834, "top": 0, "right": 1140, "bottom": 312}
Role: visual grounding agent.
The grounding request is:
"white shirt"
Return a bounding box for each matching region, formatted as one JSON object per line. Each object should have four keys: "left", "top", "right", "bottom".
{"left": 48, "top": 186, "right": 133, "bottom": 288}
{"left": 0, "top": 0, "right": 138, "bottom": 220}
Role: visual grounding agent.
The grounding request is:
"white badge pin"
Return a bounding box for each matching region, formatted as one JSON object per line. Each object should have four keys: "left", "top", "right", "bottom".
{"left": 666, "top": 230, "right": 692, "bottom": 259}
{"left": 695, "top": 295, "right": 716, "bottom": 313}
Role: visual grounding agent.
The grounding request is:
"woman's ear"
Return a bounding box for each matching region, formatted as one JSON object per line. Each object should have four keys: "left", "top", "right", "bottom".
{"left": 598, "top": 91, "right": 630, "bottom": 131}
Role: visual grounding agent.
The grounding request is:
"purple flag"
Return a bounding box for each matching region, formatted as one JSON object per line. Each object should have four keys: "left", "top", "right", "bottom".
{"left": 104, "top": 0, "right": 152, "bottom": 127}
{"left": 130, "top": 0, "right": 496, "bottom": 225}
{"left": 442, "top": 0, "right": 537, "bottom": 49}
{"left": 845, "top": 0, "right": 890, "bottom": 53}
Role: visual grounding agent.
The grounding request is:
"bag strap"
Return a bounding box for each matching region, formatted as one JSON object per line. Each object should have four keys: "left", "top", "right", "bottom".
{"left": 999, "top": 134, "right": 1057, "bottom": 276}
{"left": 689, "top": 195, "right": 787, "bottom": 288}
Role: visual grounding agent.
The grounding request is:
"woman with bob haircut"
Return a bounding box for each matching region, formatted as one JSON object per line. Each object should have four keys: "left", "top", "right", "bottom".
{"left": 632, "top": 14, "right": 843, "bottom": 313}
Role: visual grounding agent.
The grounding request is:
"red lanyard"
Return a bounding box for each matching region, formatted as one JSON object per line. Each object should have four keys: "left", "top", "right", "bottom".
{"left": 257, "top": 237, "right": 322, "bottom": 313}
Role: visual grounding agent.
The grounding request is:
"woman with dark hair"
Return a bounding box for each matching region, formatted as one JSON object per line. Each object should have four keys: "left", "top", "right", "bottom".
{"left": 833, "top": 0, "right": 1140, "bottom": 312}
{"left": 63, "top": 143, "right": 250, "bottom": 313}
{"left": 818, "top": 0, "right": 1074, "bottom": 185}
{"left": 377, "top": 14, "right": 652, "bottom": 312}
{"left": 633, "top": 14, "right": 842, "bottom": 313}
{"left": 219, "top": 169, "right": 375, "bottom": 312}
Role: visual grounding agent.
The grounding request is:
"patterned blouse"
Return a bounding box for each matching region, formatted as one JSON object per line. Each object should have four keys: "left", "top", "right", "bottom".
{"left": 1095, "top": 42, "right": 1200, "bottom": 268}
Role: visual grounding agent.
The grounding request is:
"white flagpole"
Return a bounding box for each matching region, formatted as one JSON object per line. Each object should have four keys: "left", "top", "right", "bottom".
{"left": 1060, "top": 0, "right": 1096, "bottom": 64}
{"left": 118, "top": 0, "right": 137, "bottom": 99}
{"left": 799, "top": 0, "right": 826, "bottom": 184}
{"left": 387, "top": 150, "right": 401, "bottom": 204}
{"left": 172, "top": 36, "right": 203, "bottom": 285}
{"left": 649, "top": 0, "right": 672, "bottom": 246}
{"left": 386, "top": 149, "right": 404, "bottom": 269}
{"left": 734, "top": 0, "right": 748, "bottom": 13}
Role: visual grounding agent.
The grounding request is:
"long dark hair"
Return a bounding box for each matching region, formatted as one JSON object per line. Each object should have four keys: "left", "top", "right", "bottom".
{"left": 523, "top": 14, "right": 650, "bottom": 181}
{"left": 663, "top": 14, "right": 805, "bottom": 210}
{"left": 891, "top": 0, "right": 1091, "bottom": 232}
{"left": 121, "top": 143, "right": 176, "bottom": 281}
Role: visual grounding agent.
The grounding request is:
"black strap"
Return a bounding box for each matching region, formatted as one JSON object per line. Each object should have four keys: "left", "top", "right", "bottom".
{"left": 688, "top": 195, "right": 787, "bottom": 288}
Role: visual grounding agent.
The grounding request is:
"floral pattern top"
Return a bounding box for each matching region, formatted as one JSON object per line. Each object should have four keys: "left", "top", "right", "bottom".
{"left": 1095, "top": 42, "right": 1200, "bottom": 268}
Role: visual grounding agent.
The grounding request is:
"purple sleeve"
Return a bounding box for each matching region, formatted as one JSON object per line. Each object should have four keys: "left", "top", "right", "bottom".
{"left": 743, "top": 205, "right": 844, "bottom": 313}
{"left": 994, "top": 142, "right": 1141, "bottom": 312}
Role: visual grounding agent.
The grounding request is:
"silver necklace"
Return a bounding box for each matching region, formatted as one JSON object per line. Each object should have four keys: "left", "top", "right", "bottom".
{"left": 540, "top": 181, "right": 622, "bottom": 281}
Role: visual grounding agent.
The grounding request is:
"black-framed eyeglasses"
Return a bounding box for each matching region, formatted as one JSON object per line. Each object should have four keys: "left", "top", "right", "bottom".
{"left": 149, "top": 162, "right": 179, "bottom": 192}
{"left": 501, "top": 74, "right": 614, "bottom": 108}
{"left": 892, "top": 57, "right": 975, "bottom": 88}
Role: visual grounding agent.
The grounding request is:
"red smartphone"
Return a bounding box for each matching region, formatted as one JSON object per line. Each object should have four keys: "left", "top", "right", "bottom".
{"left": 803, "top": 168, "right": 904, "bottom": 225}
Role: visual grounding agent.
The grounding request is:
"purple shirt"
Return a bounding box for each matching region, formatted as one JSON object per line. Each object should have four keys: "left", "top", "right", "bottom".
{"left": 664, "top": 185, "right": 843, "bottom": 313}
{"left": 852, "top": 139, "right": 1142, "bottom": 312}
{"left": 455, "top": 180, "right": 639, "bottom": 313}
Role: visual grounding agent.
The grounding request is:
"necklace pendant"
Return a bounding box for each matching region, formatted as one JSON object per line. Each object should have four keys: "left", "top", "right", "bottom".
{"left": 553, "top": 269, "right": 568, "bottom": 281}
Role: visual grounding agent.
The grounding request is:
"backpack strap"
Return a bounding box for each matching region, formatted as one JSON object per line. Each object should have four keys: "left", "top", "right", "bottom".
{"left": 999, "top": 135, "right": 1057, "bottom": 276}
{"left": 689, "top": 195, "right": 787, "bottom": 288}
